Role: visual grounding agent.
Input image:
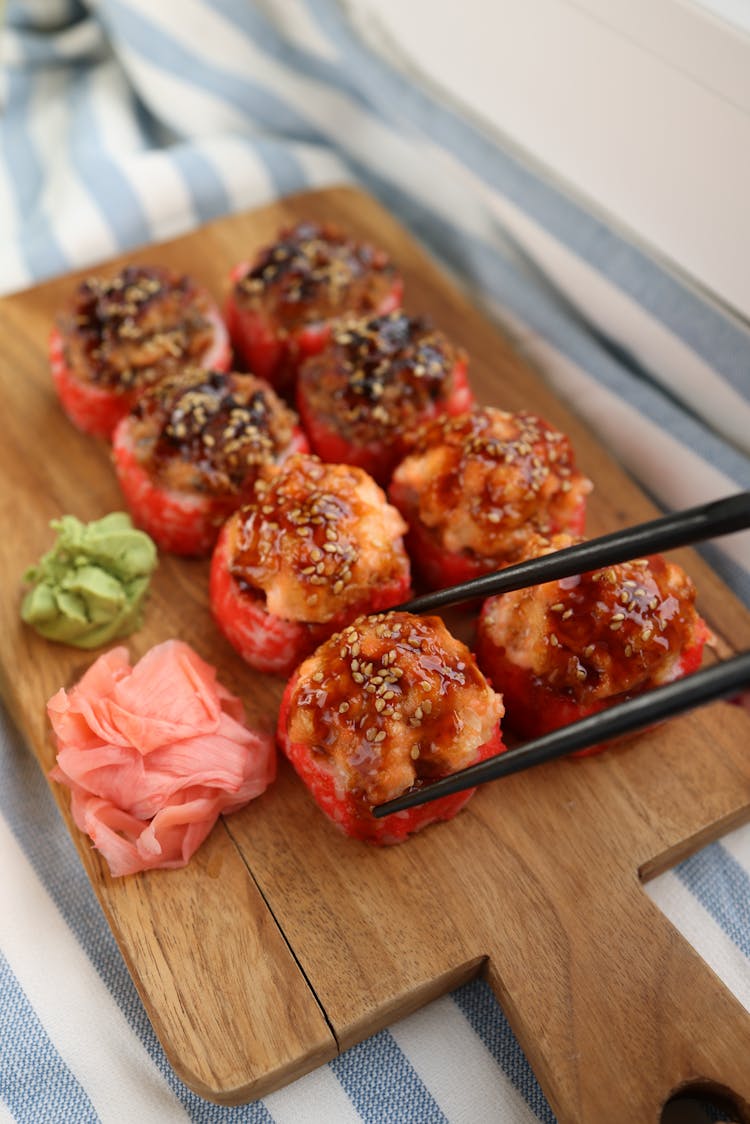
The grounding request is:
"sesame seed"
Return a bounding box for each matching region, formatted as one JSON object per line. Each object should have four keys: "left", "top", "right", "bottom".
{"left": 410, "top": 746, "right": 420, "bottom": 759}
{"left": 338, "top": 702, "right": 349, "bottom": 713}
{"left": 610, "top": 621, "right": 623, "bottom": 631}
{"left": 374, "top": 730, "right": 387, "bottom": 743}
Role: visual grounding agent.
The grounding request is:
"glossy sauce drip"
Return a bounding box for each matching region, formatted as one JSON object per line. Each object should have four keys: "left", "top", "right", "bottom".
{"left": 395, "top": 407, "right": 588, "bottom": 561}
{"left": 430, "top": 410, "right": 572, "bottom": 510}
{"left": 236, "top": 222, "right": 396, "bottom": 323}
{"left": 230, "top": 457, "right": 361, "bottom": 596}
{"left": 304, "top": 312, "right": 460, "bottom": 434}
{"left": 288, "top": 611, "right": 502, "bottom": 806}
{"left": 63, "top": 266, "right": 214, "bottom": 389}
{"left": 544, "top": 555, "right": 696, "bottom": 696}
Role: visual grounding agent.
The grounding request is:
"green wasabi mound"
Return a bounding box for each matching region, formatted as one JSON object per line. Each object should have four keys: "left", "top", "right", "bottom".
{"left": 21, "top": 512, "right": 158, "bottom": 649}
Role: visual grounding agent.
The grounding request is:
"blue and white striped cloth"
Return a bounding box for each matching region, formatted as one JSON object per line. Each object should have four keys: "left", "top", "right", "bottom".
{"left": 2, "top": 3, "right": 750, "bottom": 1121}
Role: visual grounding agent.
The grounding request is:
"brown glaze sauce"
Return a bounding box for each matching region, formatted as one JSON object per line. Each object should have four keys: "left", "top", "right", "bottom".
{"left": 60, "top": 265, "right": 215, "bottom": 390}
{"left": 288, "top": 612, "right": 502, "bottom": 805}
{"left": 485, "top": 534, "right": 705, "bottom": 702}
{"left": 299, "top": 312, "right": 464, "bottom": 438}
{"left": 128, "top": 369, "right": 296, "bottom": 495}
{"left": 393, "top": 407, "right": 591, "bottom": 560}
{"left": 234, "top": 221, "right": 399, "bottom": 327}
{"left": 226, "top": 455, "right": 409, "bottom": 622}
{"left": 231, "top": 457, "right": 360, "bottom": 593}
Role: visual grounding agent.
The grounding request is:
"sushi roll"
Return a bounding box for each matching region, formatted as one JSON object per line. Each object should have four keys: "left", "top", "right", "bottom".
{"left": 208, "top": 453, "right": 412, "bottom": 676}
{"left": 50, "top": 264, "right": 230, "bottom": 439}
{"left": 389, "top": 407, "right": 592, "bottom": 589}
{"left": 296, "top": 311, "right": 474, "bottom": 485}
{"left": 475, "top": 533, "right": 712, "bottom": 754}
{"left": 224, "top": 221, "right": 403, "bottom": 396}
{"left": 112, "top": 367, "right": 308, "bottom": 556}
{"left": 277, "top": 610, "right": 506, "bottom": 844}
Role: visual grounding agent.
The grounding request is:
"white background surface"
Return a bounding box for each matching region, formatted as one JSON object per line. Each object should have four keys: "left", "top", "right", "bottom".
{"left": 348, "top": 0, "right": 750, "bottom": 323}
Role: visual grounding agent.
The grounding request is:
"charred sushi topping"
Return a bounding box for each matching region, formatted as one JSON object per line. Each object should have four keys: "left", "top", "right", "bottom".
{"left": 481, "top": 533, "right": 706, "bottom": 702}
{"left": 302, "top": 312, "right": 463, "bottom": 432}
{"left": 130, "top": 368, "right": 297, "bottom": 493}
{"left": 60, "top": 265, "right": 216, "bottom": 390}
{"left": 392, "top": 407, "right": 592, "bottom": 560}
{"left": 227, "top": 455, "right": 409, "bottom": 623}
{"left": 235, "top": 221, "right": 398, "bottom": 323}
{"left": 287, "top": 611, "right": 503, "bottom": 805}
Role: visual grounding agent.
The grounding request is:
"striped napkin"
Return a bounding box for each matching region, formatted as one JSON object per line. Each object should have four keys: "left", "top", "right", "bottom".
{"left": 2, "top": 2, "right": 749, "bottom": 1122}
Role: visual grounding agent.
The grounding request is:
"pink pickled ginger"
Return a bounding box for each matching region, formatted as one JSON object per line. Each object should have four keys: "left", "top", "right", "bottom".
{"left": 47, "top": 639, "right": 275, "bottom": 876}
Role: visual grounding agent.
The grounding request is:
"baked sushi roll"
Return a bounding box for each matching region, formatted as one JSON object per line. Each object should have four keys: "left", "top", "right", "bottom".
{"left": 209, "top": 454, "right": 412, "bottom": 675}
{"left": 277, "top": 610, "right": 506, "bottom": 844}
{"left": 112, "top": 368, "right": 308, "bottom": 556}
{"left": 50, "top": 264, "right": 230, "bottom": 439}
{"left": 224, "top": 221, "right": 403, "bottom": 396}
{"left": 389, "top": 407, "right": 592, "bottom": 589}
{"left": 296, "top": 311, "right": 474, "bottom": 484}
{"left": 475, "top": 533, "right": 712, "bottom": 754}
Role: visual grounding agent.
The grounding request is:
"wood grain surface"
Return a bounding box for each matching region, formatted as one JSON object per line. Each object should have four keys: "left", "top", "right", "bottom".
{"left": 2, "top": 186, "right": 750, "bottom": 1123}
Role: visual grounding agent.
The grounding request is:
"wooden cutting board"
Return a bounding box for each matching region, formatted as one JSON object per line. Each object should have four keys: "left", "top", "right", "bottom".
{"left": 2, "top": 186, "right": 750, "bottom": 1124}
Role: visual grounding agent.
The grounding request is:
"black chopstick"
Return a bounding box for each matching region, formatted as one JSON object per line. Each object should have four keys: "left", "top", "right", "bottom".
{"left": 392, "top": 492, "right": 750, "bottom": 615}
{"left": 371, "top": 650, "right": 750, "bottom": 817}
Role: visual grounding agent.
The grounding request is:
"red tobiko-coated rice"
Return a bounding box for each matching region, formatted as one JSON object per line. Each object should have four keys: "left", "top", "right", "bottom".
{"left": 47, "top": 639, "right": 275, "bottom": 877}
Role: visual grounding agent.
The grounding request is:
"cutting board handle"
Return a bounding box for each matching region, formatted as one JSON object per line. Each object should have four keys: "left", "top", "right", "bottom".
{"left": 487, "top": 871, "right": 750, "bottom": 1124}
